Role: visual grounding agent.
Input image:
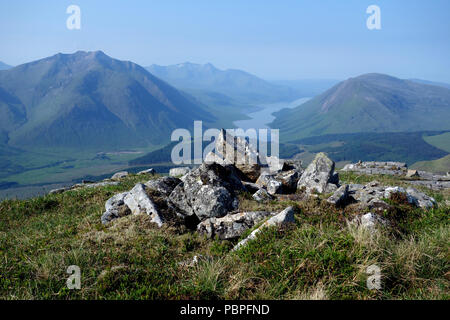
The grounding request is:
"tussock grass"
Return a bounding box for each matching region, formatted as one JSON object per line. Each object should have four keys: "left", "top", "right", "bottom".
{"left": 0, "top": 173, "right": 448, "bottom": 300}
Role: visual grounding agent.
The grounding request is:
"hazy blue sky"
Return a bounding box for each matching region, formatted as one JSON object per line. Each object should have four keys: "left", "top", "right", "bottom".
{"left": 1, "top": 0, "right": 449, "bottom": 81}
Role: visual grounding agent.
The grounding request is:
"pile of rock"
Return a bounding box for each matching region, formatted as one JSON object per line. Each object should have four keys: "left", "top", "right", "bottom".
{"left": 99, "top": 133, "right": 440, "bottom": 248}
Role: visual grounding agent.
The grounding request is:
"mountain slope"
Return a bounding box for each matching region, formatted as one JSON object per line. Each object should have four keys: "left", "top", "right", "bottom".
{"left": 0, "top": 61, "right": 12, "bottom": 70}
{"left": 411, "top": 155, "right": 450, "bottom": 174}
{"left": 0, "top": 51, "right": 215, "bottom": 150}
{"left": 271, "top": 73, "right": 450, "bottom": 141}
{"left": 410, "top": 79, "right": 450, "bottom": 89}
{"left": 147, "top": 62, "right": 300, "bottom": 104}
{"left": 272, "top": 79, "right": 340, "bottom": 97}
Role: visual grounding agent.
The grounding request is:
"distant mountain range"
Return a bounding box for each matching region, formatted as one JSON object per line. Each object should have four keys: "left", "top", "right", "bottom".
{"left": 0, "top": 61, "right": 12, "bottom": 70}
{"left": 147, "top": 62, "right": 301, "bottom": 105}
{"left": 0, "top": 51, "right": 215, "bottom": 150}
{"left": 271, "top": 73, "right": 450, "bottom": 141}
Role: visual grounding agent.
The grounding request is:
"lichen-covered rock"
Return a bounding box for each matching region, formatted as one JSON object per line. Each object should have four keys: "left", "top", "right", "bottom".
{"left": 297, "top": 153, "right": 338, "bottom": 194}
{"left": 252, "top": 188, "right": 275, "bottom": 202}
{"left": 327, "top": 184, "right": 349, "bottom": 206}
{"left": 233, "top": 207, "right": 295, "bottom": 251}
{"left": 145, "top": 176, "right": 182, "bottom": 197}
{"left": 405, "top": 187, "right": 436, "bottom": 209}
{"left": 168, "top": 163, "right": 245, "bottom": 221}
{"left": 197, "top": 211, "right": 274, "bottom": 239}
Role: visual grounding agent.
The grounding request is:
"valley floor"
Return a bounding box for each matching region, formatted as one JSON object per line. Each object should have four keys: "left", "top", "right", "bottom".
{"left": 0, "top": 171, "right": 448, "bottom": 300}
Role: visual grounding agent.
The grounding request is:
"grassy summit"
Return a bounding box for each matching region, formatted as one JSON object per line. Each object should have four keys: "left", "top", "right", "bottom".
{"left": 0, "top": 171, "right": 448, "bottom": 300}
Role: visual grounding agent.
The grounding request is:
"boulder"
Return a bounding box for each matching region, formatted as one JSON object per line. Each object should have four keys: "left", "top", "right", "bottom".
{"left": 169, "top": 167, "right": 191, "bottom": 177}
{"left": 252, "top": 188, "right": 275, "bottom": 202}
{"left": 233, "top": 207, "right": 295, "bottom": 251}
{"left": 145, "top": 176, "right": 182, "bottom": 197}
{"left": 327, "top": 184, "right": 349, "bottom": 206}
{"left": 297, "top": 153, "right": 338, "bottom": 194}
{"left": 197, "top": 211, "right": 274, "bottom": 239}
{"left": 169, "top": 163, "right": 245, "bottom": 221}
{"left": 123, "top": 184, "right": 164, "bottom": 227}
{"left": 111, "top": 171, "right": 128, "bottom": 180}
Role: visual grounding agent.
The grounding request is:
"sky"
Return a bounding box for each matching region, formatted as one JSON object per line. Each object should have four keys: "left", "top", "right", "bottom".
{"left": 0, "top": 0, "right": 449, "bottom": 82}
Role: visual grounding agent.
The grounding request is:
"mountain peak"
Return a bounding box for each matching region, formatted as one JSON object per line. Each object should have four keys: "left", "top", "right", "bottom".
{"left": 271, "top": 72, "right": 450, "bottom": 140}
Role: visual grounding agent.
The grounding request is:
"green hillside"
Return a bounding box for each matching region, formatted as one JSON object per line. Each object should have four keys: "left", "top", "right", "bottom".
{"left": 271, "top": 73, "right": 450, "bottom": 142}
{"left": 411, "top": 155, "right": 450, "bottom": 174}
{"left": 423, "top": 132, "right": 450, "bottom": 153}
